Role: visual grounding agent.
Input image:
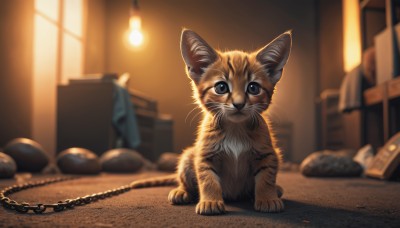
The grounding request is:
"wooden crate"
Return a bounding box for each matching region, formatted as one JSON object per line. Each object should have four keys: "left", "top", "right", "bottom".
{"left": 129, "top": 89, "right": 173, "bottom": 162}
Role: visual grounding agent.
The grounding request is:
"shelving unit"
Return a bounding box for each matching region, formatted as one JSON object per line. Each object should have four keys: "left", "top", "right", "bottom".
{"left": 361, "top": 0, "right": 386, "bottom": 8}
{"left": 319, "top": 0, "right": 399, "bottom": 151}
{"left": 360, "top": 0, "right": 386, "bottom": 49}
{"left": 363, "top": 77, "right": 400, "bottom": 148}
{"left": 360, "top": 0, "right": 400, "bottom": 148}
{"left": 388, "top": 78, "right": 400, "bottom": 137}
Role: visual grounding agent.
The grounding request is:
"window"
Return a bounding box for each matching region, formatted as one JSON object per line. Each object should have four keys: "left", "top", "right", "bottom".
{"left": 32, "top": 0, "right": 85, "bottom": 153}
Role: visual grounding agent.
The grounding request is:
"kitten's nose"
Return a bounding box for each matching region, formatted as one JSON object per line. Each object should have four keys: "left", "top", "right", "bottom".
{"left": 233, "top": 103, "right": 245, "bottom": 111}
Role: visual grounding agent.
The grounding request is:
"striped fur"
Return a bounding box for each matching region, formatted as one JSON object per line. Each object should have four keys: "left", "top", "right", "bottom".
{"left": 130, "top": 174, "right": 177, "bottom": 188}
{"left": 178, "top": 29, "right": 291, "bottom": 215}
{"left": 132, "top": 29, "right": 291, "bottom": 216}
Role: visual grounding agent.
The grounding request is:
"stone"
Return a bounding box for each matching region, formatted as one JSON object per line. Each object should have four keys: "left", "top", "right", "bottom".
{"left": 4, "top": 138, "right": 49, "bottom": 172}
{"left": 0, "top": 152, "right": 17, "bottom": 178}
{"left": 100, "top": 148, "right": 143, "bottom": 173}
{"left": 57, "top": 148, "right": 101, "bottom": 175}
{"left": 157, "top": 152, "right": 179, "bottom": 172}
{"left": 300, "top": 150, "right": 363, "bottom": 177}
{"left": 280, "top": 161, "right": 300, "bottom": 172}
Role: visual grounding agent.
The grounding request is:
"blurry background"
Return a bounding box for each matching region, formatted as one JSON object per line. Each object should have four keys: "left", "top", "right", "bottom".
{"left": 0, "top": 0, "right": 397, "bottom": 164}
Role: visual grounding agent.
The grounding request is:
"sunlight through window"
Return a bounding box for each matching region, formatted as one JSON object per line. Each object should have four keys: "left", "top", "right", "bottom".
{"left": 32, "top": 0, "right": 85, "bottom": 153}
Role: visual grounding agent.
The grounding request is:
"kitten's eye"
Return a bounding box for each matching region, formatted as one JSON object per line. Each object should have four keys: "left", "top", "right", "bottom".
{"left": 247, "top": 82, "right": 261, "bottom": 95}
{"left": 214, "top": 82, "right": 229, "bottom": 94}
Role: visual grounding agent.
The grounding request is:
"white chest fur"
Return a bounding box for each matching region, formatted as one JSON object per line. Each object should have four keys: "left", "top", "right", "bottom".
{"left": 220, "top": 127, "right": 252, "bottom": 158}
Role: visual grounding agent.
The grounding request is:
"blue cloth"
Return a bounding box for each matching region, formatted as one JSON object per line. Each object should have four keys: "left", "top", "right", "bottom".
{"left": 338, "top": 65, "right": 363, "bottom": 113}
{"left": 112, "top": 82, "right": 141, "bottom": 148}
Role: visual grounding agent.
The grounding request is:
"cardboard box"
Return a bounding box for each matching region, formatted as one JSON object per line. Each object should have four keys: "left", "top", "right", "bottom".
{"left": 375, "top": 23, "right": 400, "bottom": 85}
{"left": 375, "top": 28, "right": 393, "bottom": 84}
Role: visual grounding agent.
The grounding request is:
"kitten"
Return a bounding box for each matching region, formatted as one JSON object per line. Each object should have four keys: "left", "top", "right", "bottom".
{"left": 131, "top": 29, "right": 292, "bottom": 215}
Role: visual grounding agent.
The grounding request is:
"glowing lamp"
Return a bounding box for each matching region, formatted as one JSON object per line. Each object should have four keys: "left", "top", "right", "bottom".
{"left": 128, "top": 0, "right": 143, "bottom": 47}
{"left": 129, "top": 29, "right": 143, "bottom": 46}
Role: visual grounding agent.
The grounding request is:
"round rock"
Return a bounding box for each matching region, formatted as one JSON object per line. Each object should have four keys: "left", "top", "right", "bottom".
{"left": 57, "top": 148, "right": 101, "bottom": 175}
{"left": 300, "top": 150, "right": 362, "bottom": 177}
{"left": 0, "top": 152, "right": 17, "bottom": 178}
{"left": 4, "top": 138, "right": 49, "bottom": 172}
{"left": 157, "top": 152, "right": 179, "bottom": 172}
{"left": 100, "top": 148, "right": 143, "bottom": 173}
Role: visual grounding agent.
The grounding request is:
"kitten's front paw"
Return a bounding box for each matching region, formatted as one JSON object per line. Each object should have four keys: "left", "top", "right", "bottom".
{"left": 195, "top": 200, "right": 225, "bottom": 215}
{"left": 168, "top": 188, "right": 191, "bottom": 205}
{"left": 254, "top": 198, "right": 284, "bottom": 213}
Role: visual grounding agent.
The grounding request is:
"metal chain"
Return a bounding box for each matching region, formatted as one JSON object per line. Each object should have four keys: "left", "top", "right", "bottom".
{"left": 0, "top": 176, "right": 134, "bottom": 214}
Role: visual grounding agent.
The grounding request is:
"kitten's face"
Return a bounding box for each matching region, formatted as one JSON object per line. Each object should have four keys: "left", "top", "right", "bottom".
{"left": 194, "top": 51, "right": 274, "bottom": 123}
{"left": 181, "top": 30, "right": 292, "bottom": 123}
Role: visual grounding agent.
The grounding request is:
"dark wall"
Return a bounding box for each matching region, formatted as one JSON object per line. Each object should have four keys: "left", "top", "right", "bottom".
{"left": 104, "top": 0, "right": 318, "bottom": 162}
{"left": 84, "top": 0, "right": 106, "bottom": 74}
{"left": 364, "top": 10, "right": 386, "bottom": 49}
{"left": 0, "top": 1, "right": 34, "bottom": 146}
{"left": 317, "top": 0, "right": 344, "bottom": 93}
{"left": 316, "top": 0, "right": 343, "bottom": 150}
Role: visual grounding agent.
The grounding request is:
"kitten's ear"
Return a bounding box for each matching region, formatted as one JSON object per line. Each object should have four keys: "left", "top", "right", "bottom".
{"left": 256, "top": 31, "right": 292, "bottom": 85}
{"left": 180, "top": 29, "right": 218, "bottom": 83}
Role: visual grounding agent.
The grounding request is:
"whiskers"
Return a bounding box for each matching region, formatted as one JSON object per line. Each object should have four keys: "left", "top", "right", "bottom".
{"left": 184, "top": 101, "right": 271, "bottom": 128}
{"left": 185, "top": 105, "right": 202, "bottom": 124}
{"left": 243, "top": 103, "right": 269, "bottom": 129}
{"left": 184, "top": 102, "right": 225, "bottom": 126}
{"left": 211, "top": 107, "right": 226, "bottom": 128}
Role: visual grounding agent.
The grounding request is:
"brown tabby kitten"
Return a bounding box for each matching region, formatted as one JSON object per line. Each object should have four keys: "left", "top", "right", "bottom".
{"left": 131, "top": 29, "right": 292, "bottom": 215}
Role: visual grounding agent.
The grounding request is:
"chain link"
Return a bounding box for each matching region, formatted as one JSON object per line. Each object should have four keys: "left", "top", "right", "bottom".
{"left": 0, "top": 176, "right": 134, "bottom": 214}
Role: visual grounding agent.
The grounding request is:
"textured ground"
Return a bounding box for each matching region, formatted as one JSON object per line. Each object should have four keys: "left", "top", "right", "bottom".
{"left": 0, "top": 171, "right": 399, "bottom": 227}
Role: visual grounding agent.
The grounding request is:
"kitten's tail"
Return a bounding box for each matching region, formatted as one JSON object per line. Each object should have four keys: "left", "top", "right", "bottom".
{"left": 130, "top": 174, "right": 177, "bottom": 189}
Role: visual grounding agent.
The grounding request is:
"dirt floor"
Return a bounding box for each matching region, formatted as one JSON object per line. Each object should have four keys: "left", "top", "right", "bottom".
{"left": 0, "top": 171, "right": 399, "bottom": 227}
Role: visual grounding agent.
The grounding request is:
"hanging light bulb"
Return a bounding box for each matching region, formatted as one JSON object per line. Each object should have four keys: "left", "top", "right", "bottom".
{"left": 128, "top": 0, "right": 143, "bottom": 47}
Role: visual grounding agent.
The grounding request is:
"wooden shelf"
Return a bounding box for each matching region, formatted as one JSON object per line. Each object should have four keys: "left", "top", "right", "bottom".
{"left": 364, "top": 84, "right": 385, "bottom": 106}
{"left": 388, "top": 76, "right": 400, "bottom": 99}
{"left": 359, "top": 1, "right": 400, "bottom": 148}
{"left": 361, "top": 0, "right": 386, "bottom": 10}
{"left": 363, "top": 76, "right": 400, "bottom": 106}
{"left": 362, "top": 77, "right": 400, "bottom": 147}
